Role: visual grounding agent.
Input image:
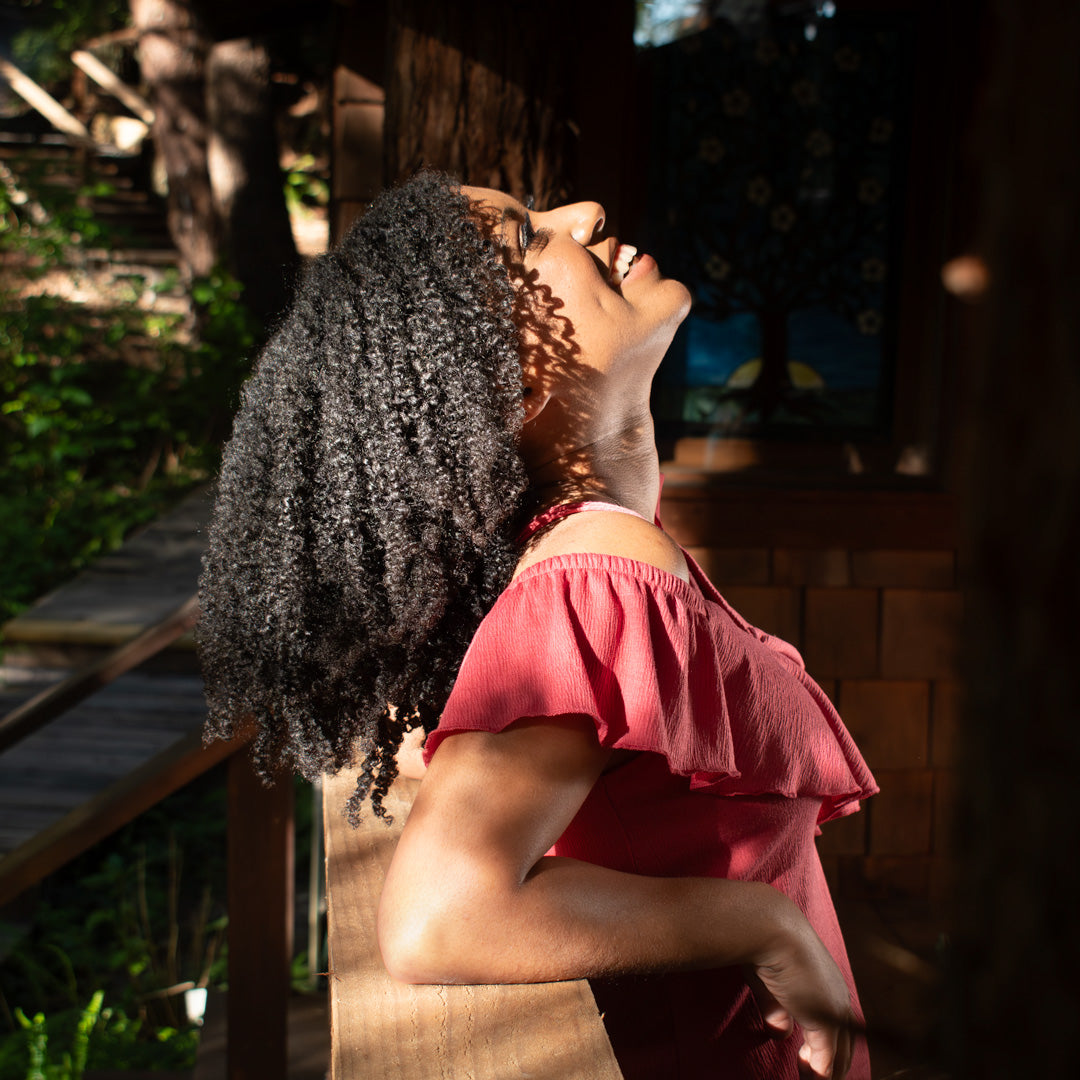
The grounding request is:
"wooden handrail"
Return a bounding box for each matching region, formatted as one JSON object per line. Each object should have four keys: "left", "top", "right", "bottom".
{"left": 0, "top": 594, "right": 199, "bottom": 755}
{"left": 324, "top": 773, "right": 622, "bottom": 1079}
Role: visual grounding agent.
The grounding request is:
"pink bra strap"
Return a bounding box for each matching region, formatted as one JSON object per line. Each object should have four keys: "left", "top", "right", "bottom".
{"left": 515, "top": 500, "right": 649, "bottom": 545}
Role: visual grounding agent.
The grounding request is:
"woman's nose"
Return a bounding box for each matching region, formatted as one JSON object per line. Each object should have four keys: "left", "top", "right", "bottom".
{"left": 542, "top": 201, "right": 606, "bottom": 245}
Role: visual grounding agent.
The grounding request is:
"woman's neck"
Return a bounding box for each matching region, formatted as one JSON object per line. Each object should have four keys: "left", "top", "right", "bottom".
{"left": 523, "top": 409, "right": 660, "bottom": 522}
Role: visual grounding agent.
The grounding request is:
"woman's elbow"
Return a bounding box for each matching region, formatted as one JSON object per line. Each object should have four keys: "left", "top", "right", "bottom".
{"left": 377, "top": 872, "right": 498, "bottom": 984}
{"left": 377, "top": 889, "right": 445, "bottom": 983}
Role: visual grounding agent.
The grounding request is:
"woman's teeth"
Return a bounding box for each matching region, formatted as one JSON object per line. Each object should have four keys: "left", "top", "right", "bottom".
{"left": 610, "top": 244, "right": 639, "bottom": 285}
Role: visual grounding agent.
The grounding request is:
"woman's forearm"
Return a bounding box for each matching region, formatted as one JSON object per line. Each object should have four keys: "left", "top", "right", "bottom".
{"left": 379, "top": 851, "right": 799, "bottom": 985}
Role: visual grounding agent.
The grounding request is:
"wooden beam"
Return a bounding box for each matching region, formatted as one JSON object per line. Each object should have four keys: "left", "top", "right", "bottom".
{"left": 324, "top": 772, "right": 622, "bottom": 1079}
{"left": 226, "top": 752, "right": 294, "bottom": 1080}
{"left": 0, "top": 57, "right": 93, "bottom": 144}
{"left": 0, "top": 619, "right": 196, "bottom": 650}
{"left": 71, "top": 50, "right": 155, "bottom": 124}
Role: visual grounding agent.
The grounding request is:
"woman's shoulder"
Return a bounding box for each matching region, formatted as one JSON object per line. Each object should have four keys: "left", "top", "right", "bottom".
{"left": 513, "top": 508, "right": 689, "bottom": 583}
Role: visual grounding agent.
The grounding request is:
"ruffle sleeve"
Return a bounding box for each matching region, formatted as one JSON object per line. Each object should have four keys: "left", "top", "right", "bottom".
{"left": 424, "top": 553, "right": 877, "bottom": 824}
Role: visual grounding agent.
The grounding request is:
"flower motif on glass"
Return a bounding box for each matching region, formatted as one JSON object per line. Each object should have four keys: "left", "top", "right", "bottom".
{"left": 868, "top": 117, "right": 894, "bottom": 143}
{"left": 770, "top": 204, "right": 797, "bottom": 232}
{"left": 858, "top": 177, "right": 884, "bottom": 204}
{"left": 834, "top": 45, "right": 862, "bottom": 72}
{"left": 857, "top": 308, "right": 883, "bottom": 335}
{"left": 791, "top": 79, "right": 820, "bottom": 107}
{"left": 805, "top": 129, "right": 834, "bottom": 158}
{"left": 722, "top": 88, "right": 752, "bottom": 117}
{"left": 699, "top": 135, "right": 725, "bottom": 164}
{"left": 705, "top": 253, "right": 732, "bottom": 281}
{"left": 746, "top": 175, "right": 772, "bottom": 205}
{"left": 861, "top": 257, "right": 887, "bottom": 283}
{"left": 755, "top": 38, "right": 780, "bottom": 66}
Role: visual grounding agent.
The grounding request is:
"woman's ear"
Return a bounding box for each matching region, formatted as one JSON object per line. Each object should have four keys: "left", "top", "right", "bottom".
{"left": 521, "top": 384, "right": 550, "bottom": 424}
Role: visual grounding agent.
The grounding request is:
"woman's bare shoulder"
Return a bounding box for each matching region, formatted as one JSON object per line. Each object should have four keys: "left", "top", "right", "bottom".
{"left": 514, "top": 509, "right": 689, "bottom": 582}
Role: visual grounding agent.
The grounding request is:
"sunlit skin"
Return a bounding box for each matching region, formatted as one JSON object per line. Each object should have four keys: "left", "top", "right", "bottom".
{"left": 380, "top": 189, "right": 857, "bottom": 1079}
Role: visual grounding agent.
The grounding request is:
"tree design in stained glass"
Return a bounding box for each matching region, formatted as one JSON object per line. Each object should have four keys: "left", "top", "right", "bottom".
{"left": 643, "top": 10, "right": 912, "bottom": 438}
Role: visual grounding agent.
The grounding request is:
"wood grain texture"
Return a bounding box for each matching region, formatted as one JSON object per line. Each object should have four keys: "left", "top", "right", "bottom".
{"left": 323, "top": 772, "right": 622, "bottom": 1080}
{"left": 0, "top": 730, "right": 243, "bottom": 905}
{"left": 383, "top": 0, "right": 575, "bottom": 206}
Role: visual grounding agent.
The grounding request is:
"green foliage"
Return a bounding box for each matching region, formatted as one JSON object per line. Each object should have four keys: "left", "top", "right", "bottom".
{"left": 0, "top": 991, "right": 198, "bottom": 1080}
{"left": 9, "top": 0, "right": 129, "bottom": 88}
{"left": 0, "top": 773, "right": 323, "bottom": 1075}
{"left": 284, "top": 154, "right": 330, "bottom": 216}
{"left": 0, "top": 161, "right": 260, "bottom": 621}
{"left": 0, "top": 773, "right": 229, "bottom": 1076}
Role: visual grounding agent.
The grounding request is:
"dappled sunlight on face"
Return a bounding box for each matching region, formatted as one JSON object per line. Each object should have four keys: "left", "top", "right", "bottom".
{"left": 467, "top": 198, "right": 582, "bottom": 382}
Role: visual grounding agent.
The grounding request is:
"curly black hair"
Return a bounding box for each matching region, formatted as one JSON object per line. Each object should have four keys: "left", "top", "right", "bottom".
{"left": 197, "top": 171, "right": 529, "bottom": 820}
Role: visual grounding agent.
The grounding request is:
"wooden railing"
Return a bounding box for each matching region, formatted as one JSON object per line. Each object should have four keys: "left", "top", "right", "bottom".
{"left": 323, "top": 773, "right": 622, "bottom": 1079}
{"left": 0, "top": 594, "right": 294, "bottom": 1080}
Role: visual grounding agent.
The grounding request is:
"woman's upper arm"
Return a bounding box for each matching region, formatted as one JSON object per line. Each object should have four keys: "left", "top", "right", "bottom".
{"left": 377, "top": 716, "right": 610, "bottom": 978}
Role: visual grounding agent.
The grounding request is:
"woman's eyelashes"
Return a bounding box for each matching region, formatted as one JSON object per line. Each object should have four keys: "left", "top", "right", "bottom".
{"left": 520, "top": 211, "right": 550, "bottom": 255}
{"left": 519, "top": 211, "right": 535, "bottom": 252}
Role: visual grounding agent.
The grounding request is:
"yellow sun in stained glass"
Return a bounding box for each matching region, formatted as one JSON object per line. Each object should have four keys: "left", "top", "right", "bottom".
{"left": 726, "top": 359, "right": 826, "bottom": 389}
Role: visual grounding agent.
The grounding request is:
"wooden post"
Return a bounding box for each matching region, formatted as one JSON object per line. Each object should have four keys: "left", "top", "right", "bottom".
{"left": 227, "top": 751, "right": 294, "bottom": 1080}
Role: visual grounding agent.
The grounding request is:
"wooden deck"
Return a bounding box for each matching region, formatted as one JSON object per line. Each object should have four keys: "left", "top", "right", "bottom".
{"left": 0, "top": 487, "right": 218, "bottom": 905}
{"left": 0, "top": 665, "right": 234, "bottom": 905}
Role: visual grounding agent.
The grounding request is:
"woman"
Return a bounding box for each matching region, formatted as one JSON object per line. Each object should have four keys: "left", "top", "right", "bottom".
{"left": 199, "top": 171, "right": 876, "bottom": 1079}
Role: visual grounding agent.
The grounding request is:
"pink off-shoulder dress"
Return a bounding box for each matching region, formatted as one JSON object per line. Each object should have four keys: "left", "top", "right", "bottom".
{"left": 423, "top": 503, "right": 877, "bottom": 1079}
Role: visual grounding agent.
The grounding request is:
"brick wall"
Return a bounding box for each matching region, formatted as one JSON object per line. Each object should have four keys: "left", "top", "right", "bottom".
{"left": 683, "top": 542, "right": 962, "bottom": 906}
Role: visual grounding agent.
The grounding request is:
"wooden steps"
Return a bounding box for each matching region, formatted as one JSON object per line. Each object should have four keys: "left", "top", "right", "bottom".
{"left": 3, "top": 486, "right": 211, "bottom": 657}
{"left": 0, "top": 121, "right": 177, "bottom": 285}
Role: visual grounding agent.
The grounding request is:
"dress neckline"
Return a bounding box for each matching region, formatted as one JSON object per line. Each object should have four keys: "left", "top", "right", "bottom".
{"left": 515, "top": 500, "right": 651, "bottom": 546}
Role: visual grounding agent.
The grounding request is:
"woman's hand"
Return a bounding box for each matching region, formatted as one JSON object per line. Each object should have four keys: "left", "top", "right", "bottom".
{"left": 746, "top": 913, "right": 857, "bottom": 1079}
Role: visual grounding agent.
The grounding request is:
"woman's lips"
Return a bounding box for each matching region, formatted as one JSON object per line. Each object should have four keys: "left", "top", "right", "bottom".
{"left": 620, "top": 251, "right": 655, "bottom": 286}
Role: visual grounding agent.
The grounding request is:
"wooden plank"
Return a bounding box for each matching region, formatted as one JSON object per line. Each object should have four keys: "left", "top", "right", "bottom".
{"left": 71, "top": 50, "right": 155, "bottom": 124}
{"left": 659, "top": 484, "right": 958, "bottom": 551}
{"left": 0, "top": 731, "right": 244, "bottom": 906}
{"left": 226, "top": 752, "right": 294, "bottom": 1080}
{"left": 0, "top": 740, "right": 184, "bottom": 776}
{"left": 323, "top": 772, "right": 622, "bottom": 1080}
{"left": 3, "top": 621, "right": 196, "bottom": 649}
{"left": 2, "top": 487, "right": 211, "bottom": 645}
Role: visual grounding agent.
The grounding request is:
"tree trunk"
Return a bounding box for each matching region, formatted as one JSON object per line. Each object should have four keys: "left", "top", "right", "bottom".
{"left": 206, "top": 37, "right": 298, "bottom": 323}
{"left": 384, "top": 0, "right": 576, "bottom": 208}
{"left": 130, "top": 0, "right": 220, "bottom": 278}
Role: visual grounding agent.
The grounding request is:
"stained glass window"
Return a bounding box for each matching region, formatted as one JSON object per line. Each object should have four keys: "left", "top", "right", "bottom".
{"left": 638, "top": 3, "right": 914, "bottom": 441}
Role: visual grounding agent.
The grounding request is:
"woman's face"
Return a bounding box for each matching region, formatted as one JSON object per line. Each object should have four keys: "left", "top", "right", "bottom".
{"left": 462, "top": 186, "right": 691, "bottom": 393}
